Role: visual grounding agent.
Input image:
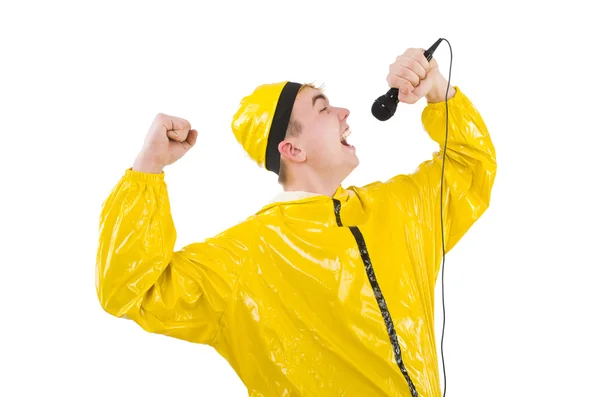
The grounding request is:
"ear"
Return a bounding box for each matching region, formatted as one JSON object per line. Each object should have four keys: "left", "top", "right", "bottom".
{"left": 278, "top": 140, "right": 306, "bottom": 164}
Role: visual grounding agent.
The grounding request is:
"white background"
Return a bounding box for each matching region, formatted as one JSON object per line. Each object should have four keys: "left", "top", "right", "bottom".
{"left": 1, "top": 0, "right": 598, "bottom": 396}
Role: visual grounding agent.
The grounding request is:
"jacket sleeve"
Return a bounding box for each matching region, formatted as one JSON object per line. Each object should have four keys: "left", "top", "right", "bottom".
{"left": 379, "top": 86, "right": 496, "bottom": 274}
{"left": 95, "top": 168, "right": 245, "bottom": 345}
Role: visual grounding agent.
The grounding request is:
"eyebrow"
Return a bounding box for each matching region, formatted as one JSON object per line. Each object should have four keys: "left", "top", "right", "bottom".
{"left": 312, "top": 93, "right": 328, "bottom": 107}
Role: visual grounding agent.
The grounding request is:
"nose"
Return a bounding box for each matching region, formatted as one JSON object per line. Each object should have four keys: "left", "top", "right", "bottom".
{"left": 338, "top": 107, "right": 350, "bottom": 122}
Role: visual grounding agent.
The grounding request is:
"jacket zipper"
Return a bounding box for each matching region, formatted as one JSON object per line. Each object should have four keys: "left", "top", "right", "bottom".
{"left": 333, "top": 199, "right": 418, "bottom": 397}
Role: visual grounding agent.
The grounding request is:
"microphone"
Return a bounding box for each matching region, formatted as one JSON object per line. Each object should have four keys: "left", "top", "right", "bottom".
{"left": 371, "top": 38, "right": 443, "bottom": 121}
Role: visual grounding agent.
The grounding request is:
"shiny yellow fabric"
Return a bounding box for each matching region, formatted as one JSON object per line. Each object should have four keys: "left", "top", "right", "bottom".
{"left": 231, "top": 81, "right": 289, "bottom": 169}
{"left": 96, "top": 86, "right": 496, "bottom": 396}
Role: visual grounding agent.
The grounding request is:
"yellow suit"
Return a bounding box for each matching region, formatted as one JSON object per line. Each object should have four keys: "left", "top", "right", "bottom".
{"left": 96, "top": 86, "right": 496, "bottom": 396}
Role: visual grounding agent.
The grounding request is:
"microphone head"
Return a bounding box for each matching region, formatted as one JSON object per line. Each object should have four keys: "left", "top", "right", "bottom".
{"left": 371, "top": 88, "right": 399, "bottom": 121}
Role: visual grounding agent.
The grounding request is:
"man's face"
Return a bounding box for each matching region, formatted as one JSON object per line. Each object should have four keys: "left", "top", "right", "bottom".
{"left": 280, "top": 87, "right": 359, "bottom": 181}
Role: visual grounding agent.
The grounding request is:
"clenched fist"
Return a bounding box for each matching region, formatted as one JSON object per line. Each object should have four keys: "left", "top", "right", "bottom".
{"left": 387, "top": 47, "right": 450, "bottom": 105}
{"left": 132, "top": 113, "right": 198, "bottom": 174}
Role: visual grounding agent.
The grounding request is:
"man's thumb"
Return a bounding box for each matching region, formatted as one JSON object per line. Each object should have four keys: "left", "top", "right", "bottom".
{"left": 185, "top": 129, "right": 199, "bottom": 148}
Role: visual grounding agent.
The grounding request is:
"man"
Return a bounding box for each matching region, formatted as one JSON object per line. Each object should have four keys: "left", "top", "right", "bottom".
{"left": 96, "top": 47, "right": 496, "bottom": 396}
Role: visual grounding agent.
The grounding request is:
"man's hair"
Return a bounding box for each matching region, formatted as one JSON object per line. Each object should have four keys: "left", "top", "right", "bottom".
{"left": 277, "top": 82, "right": 323, "bottom": 186}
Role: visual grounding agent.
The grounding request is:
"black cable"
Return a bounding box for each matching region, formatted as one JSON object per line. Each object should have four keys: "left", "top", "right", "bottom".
{"left": 372, "top": 39, "right": 453, "bottom": 396}
{"left": 438, "top": 38, "right": 452, "bottom": 397}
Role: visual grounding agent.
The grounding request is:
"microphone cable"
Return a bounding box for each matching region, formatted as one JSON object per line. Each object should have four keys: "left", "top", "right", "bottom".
{"left": 438, "top": 37, "right": 452, "bottom": 397}
{"left": 372, "top": 38, "right": 454, "bottom": 396}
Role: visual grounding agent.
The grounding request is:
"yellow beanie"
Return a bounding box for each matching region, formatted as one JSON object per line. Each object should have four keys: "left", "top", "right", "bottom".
{"left": 231, "top": 81, "right": 302, "bottom": 174}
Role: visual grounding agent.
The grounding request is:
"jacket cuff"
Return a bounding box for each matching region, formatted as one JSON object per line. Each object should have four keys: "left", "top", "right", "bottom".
{"left": 424, "top": 85, "right": 464, "bottom": 111}
{"left": 124, "top": 167, "right": 165, "bottom": 182}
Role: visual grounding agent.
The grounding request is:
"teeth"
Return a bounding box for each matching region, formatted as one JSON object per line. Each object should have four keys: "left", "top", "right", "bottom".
{"left": 341, "top": 128, "right": 352, "bottom": 142}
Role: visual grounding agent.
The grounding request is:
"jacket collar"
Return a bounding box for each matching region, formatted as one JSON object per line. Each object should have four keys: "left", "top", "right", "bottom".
{"left": 268, "top": 190, "right": 322, "bottom": 204}
{"left": 258, "top": 185, "right": 372, "bottom": 228}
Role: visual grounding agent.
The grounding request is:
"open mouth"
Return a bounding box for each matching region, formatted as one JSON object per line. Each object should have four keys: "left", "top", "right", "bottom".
{"left": 341, "top": 127, "right": 354, "bottom": 148}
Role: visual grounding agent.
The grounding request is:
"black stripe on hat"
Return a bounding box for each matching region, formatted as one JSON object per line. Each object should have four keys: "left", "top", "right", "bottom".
{"left": 265, "top": 82, "right": 302, "bottom": 174}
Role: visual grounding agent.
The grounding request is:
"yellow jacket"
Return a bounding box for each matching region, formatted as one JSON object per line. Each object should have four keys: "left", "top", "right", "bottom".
{"left": 96, "top": 86, "right": 496, "bottom": 397}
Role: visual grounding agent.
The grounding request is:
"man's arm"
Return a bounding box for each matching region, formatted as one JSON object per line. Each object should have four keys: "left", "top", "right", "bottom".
{"left": 96, "top": 168, "right": 246, "bottom": 344}
{"left": 377, "top": 82, "right": 496, "bottom": 280}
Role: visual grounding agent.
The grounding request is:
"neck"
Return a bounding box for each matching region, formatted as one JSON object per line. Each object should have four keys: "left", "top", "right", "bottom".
{"left": 283, "top": 167, "right": 341, "bottom": 197}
